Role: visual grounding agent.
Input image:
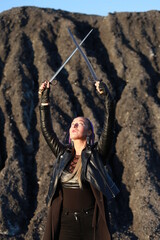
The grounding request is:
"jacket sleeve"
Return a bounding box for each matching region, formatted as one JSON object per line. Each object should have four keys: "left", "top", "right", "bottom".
{"left": 97, "top": 90, "right": 115, "bottom": 164}
{"left": 39, "top": 105, "right": 65, "bottom": 157}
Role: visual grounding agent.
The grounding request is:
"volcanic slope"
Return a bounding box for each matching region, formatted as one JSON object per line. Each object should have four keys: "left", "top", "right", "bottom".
{"left": 0, "top": 7, "right": 160, "bottom": 240}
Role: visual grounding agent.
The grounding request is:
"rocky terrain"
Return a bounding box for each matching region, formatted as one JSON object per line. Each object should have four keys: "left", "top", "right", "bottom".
{"left": 0, "top": 6, "right": 160, "bottom": 240}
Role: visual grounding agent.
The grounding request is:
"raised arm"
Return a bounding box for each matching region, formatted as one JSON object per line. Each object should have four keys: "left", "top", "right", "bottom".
{"left": 95, "top": 81, "right": 115, "bottom": 164}
{"left": 39, "top": 81, "right": 65, "bottom": 157}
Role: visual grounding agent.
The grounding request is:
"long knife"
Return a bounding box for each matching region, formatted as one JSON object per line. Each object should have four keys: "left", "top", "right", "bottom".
{"left": 68, "top": 28, "right": 98, "bottom": 83}
{"left": 49, "top": 29, "right": 93, "bottom": 83}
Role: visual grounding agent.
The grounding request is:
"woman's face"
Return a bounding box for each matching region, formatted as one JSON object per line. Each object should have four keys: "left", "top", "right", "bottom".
{"left": 69, "top": 117, "right": 91, "bottom": 141}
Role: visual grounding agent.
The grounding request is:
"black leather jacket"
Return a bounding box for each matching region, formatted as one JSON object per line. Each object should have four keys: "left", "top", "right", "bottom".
{"left": 40, "top": 92, "right": 119, "bottom": 206}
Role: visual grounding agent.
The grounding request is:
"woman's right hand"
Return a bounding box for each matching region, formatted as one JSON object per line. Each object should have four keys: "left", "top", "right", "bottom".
{"left": 95, "top": 80, "right": 108, "bottom": 95}
{"left": 38, "top": 80, "right": 50, "bottom": 105}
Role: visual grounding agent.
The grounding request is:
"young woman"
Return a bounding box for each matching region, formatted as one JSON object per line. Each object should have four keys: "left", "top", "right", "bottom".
{"left": 39, "top": 80, "right": 119, "bottom": 240}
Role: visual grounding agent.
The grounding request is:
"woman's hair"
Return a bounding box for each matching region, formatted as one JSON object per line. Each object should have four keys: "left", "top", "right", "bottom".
{"left": 85, "top": 118, "right": 95, "bottom": 145}
{"left": 67, "top": 117, "right": 95, "bottom": 188}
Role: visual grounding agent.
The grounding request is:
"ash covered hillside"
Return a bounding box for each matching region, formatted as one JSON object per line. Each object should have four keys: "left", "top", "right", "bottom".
{"left": 0, "top": 6, "right": 160, "bottom": 240}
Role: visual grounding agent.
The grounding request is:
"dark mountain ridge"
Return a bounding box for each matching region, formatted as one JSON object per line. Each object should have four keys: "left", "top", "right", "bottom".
{"left": 0, "top": 7, "right": 160, "bottom": 239}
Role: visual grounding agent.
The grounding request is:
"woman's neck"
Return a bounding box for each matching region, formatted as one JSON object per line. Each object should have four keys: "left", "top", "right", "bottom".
{"left": 73, "top": 139, "right": 86, "bottom": 155}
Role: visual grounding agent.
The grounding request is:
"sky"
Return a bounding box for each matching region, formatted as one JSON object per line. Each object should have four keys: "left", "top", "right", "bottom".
{"left": 0, "top": 0, "right": 160, "bottom": 16}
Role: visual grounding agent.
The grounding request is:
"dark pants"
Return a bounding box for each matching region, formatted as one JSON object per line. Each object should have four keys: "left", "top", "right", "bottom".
{"left": 59, "top": 208, "right": 94, "bottom": 240}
